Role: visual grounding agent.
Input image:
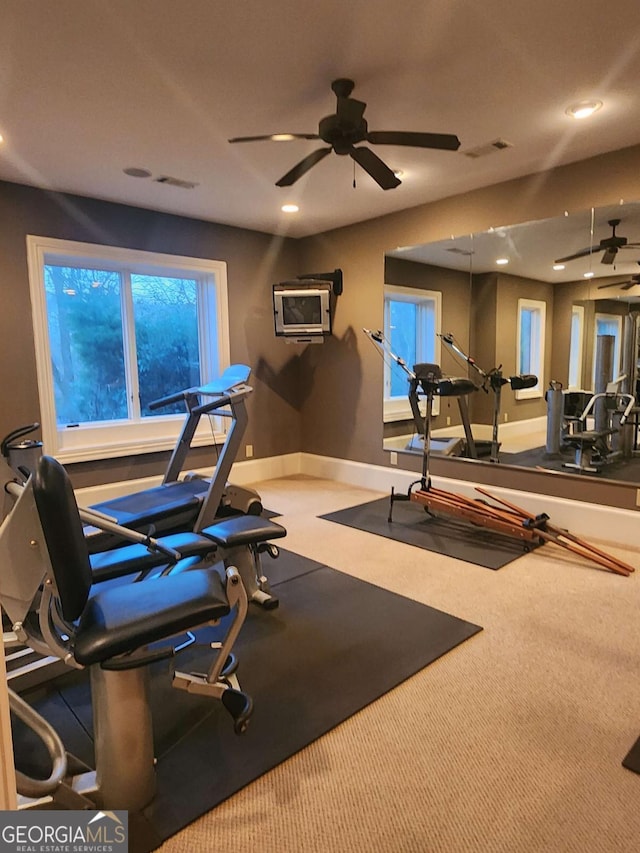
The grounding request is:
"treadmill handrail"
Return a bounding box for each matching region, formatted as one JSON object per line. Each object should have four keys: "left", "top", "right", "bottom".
{"left": 192, "top": 384, "right": 252, "bottom": 416}
{"left": 148, "top": 389, "right": 194, "bottom": 411}
{"left": 147, "top": 364, "right": 252, "bottom": 411}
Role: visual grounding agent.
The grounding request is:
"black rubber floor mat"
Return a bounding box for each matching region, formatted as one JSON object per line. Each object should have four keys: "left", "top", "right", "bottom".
{"left": 320, "top": 496, "right": 536, "bottom": 569}
{"left": 14, "top": 553, "right": 482, "bottom": 852}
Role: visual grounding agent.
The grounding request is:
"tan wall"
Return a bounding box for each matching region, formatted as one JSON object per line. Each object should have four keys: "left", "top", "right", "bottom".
{"left": 298, "top": 143, "right": 640, "bottom": 510}
{"left": 0, "top": 181, "right": 301, "bottom": 487}
{"left": 469, "top": 273, "right": 497, "bottom": 424}
{"left": 494, "top": 272, "right": 554, "bottom": 423}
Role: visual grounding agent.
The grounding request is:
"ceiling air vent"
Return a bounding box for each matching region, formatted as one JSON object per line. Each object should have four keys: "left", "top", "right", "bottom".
{"left": 462, "top": 138, "right": 513, "bottom": 159}
{"left": 154, "top": 175, "right": 199, "bottom": 189}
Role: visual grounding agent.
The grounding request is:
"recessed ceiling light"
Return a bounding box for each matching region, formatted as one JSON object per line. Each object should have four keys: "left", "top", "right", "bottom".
{"left": 393, "top": 169, "right": 404, "bottom": 178}
{"left": 565, "top": 100, "right": 603, "bottom": 120}
{"left": 272, "top": 134, "right": 296, "bottom": 141}
{"left": 281, "top": 204, "right": 299, "bottom": 213}
{"left": 496, "top": 257, "right": 509, "bottom": 265}
{"left": 0, "top": 133, "right": 4, "bottom": 144}
{"left": 123, "top": 167, "right": 152, "bottom": 178}
{"left": 583, "top": 271, "right": 595, "bottom": 278}
{"left": 553, "top": 264, "right": 565, "bottom": 271}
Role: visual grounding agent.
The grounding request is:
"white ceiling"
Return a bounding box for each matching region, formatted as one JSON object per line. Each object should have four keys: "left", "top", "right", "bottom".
{"left": 2, "top": 0, "right": 640, "bottom": 239}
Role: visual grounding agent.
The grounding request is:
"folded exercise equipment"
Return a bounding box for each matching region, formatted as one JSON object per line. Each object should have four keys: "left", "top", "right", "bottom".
{"left": 384, "top": 359, "right": 633, "bottom": 576}
{"left": 1, "top": 455, "right": 253, "bottom": 811}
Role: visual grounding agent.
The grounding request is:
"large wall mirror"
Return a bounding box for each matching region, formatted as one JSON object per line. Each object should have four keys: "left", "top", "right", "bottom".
{"left": 382, "top": 201, "right": 640, "bottom": 486}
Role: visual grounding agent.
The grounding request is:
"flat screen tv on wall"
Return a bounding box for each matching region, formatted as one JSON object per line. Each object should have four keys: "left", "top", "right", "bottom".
{"left": 273, "top": 280, "right": 332, "bottom": 342}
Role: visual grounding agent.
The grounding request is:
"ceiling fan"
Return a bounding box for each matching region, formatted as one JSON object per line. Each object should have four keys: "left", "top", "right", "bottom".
{"left": 228, "top": 78, "right": 461, "bottom": 190}
{"left": 597, "top": 273, "right": 640, "bottom": 291}
{"left": 555, "top": 219, "right": 640, "bottom": 266}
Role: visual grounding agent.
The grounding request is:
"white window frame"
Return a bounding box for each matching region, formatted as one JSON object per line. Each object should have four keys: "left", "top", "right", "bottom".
{"left": 592, "top": 312, "right": 623, "bottom": 388}
{"left": 515, "top": 298, "right": 546, "bottom": 400}
{"left": 383, "top": 285, "right": 441, "bottom": 422}
{"left": 568, "top": 304, "right": 585, "bottom": 390}
{"left": 27, "top": 235, "right": 230, "bottom": 463}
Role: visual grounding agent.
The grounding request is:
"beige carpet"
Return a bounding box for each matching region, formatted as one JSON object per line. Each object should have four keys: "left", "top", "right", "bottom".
{"left": 159, "top": 476, "right": 640, "bottom": 853}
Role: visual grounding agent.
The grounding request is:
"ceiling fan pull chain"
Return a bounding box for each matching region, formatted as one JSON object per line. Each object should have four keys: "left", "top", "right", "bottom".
{"left": 353, "top": 159, "right": 357, "bottom": 189}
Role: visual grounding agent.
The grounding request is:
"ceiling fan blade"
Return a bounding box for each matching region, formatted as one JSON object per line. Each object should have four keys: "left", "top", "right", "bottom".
{"left": 229, "top": 133, "right": 320, "bottom": 143}
{"left": 367, "top": 131, "right": 461, "bottom": 151}
{"left": 601, "top": 247, "right": 618, "bottom": 264}
{"left": 598, "top": 278, "right": 640, "bottom": 290}
{"left": 275, "top": 147, "right": 332, "bottom": 187}
{"left": 350, "top": 146, "right": 401, "bottom": 190}
{"left": 336, "top": 97, "right": 366, "bottom": 125}
{"left": 554, "top": 246, "right": 599, "bottom": 263}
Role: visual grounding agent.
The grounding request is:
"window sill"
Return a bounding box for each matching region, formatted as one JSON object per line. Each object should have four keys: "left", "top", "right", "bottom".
{"left": 383, "top": 398, "right": 439, "bottom": 423}
{"left": 514, "top": 387, "right": 543, "bottom": 401}
{"left": 51, "top": 430, "right": 225, "bottom": 465}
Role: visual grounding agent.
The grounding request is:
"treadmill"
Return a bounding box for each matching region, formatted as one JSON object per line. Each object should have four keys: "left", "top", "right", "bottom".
{"left": 87, "top": 364, "right": 261, "bottom": 551}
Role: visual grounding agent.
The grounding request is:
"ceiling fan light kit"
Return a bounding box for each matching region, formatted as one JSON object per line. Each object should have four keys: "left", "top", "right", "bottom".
{"left": 229, "top": 78, "right": 460, "bottom": 190}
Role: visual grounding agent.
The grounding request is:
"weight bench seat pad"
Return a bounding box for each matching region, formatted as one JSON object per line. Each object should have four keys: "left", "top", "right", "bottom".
{"left": 564, "top": 429, "right": 616, "bottom": 447}
{"left": 74, "top": 569, "right": 230, "bottom": 666}
{"left": 202, "top": 515, "right": 287, "bottom": 548}
{"left": 90, "top": 532, "right": 218, "bottom": 582}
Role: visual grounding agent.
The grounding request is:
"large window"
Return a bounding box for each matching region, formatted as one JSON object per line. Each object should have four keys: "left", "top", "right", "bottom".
{"left": 27, "top": 236, "right": 229, "bottom": 463}
{"left": 383, "top": 285, "right": 441, "bottom": 421}
{"left": 516, "top": 298, "right": 545, "bottom": 400}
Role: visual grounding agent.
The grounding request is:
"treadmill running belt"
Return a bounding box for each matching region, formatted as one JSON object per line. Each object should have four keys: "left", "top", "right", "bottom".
{"left": 93, "top": 480, "right": 209, "bottom": 522}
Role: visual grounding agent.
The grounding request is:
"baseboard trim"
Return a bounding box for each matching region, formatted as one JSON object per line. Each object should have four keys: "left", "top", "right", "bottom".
{"left": 76, "top": 450, "right": 639, "bottom": 550}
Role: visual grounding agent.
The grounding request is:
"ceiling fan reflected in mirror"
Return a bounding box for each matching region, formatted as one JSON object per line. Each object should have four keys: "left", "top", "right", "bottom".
{"left": 228, "top": 78, "right": 461, "bottom": 190}
{"left": 597, "top": 273, "right": 640, "bottom": 291}
{"left": 555, "top": 219, "right": 640, "bottom": 266}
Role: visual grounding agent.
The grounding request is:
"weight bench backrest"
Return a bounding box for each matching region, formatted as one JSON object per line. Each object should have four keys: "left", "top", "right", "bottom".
{"left": 33, "top": 456, "right": 93, "bottom": 623}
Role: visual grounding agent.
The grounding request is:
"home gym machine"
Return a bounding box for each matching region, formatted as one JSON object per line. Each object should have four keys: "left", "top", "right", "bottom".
{"left": 561, "top": 377, "right": 636, "bottom": 474}
{"left": 438, "top": 333, "right": 538, "bottom": 463}
{"left": 2, "top": 455, "right": 254, "bottom": 811}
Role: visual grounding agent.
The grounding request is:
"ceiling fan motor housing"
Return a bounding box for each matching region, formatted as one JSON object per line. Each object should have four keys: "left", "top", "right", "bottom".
{"left": 319, "top": 114, "right": 368, "bottom": 154}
